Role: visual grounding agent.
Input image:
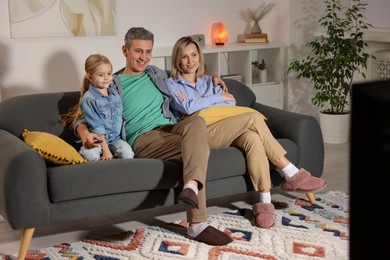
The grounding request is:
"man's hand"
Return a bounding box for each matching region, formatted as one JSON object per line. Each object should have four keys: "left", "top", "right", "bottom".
{"left": 83, "top": 133, "right": 101, "bottom": 148}
{"left": 76, "top": 123, "right": 100, "bottom": 148}
{"left": 212, "top": 76, "right": 228, "bottom": 92}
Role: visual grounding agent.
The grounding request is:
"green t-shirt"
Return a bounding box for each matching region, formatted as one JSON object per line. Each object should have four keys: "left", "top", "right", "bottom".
{"left": 119, "top": 73, "right": 171, "bottom": 145}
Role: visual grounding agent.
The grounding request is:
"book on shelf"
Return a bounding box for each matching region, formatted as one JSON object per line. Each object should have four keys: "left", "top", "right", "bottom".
{"left": 243, "top": 33, "right": 268, "bottom": 39}
{"left": 237, "top": 33, "right": 268, "bottom": 44}
{"left": 244, "top": 38, "right": 268, "bottom": 43}
{"left": 236, "top": 42, "right": 269, "bottom": 46}
{"left": 221, "top": 74, "right": 243, "bottom": 82}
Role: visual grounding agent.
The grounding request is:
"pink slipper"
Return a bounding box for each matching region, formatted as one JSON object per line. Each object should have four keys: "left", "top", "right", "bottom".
{"left": 252, "top": 203, "right": 275, "bottom": 229}
{"left": 280, "top": 168, "right": 327, "bottom": 193}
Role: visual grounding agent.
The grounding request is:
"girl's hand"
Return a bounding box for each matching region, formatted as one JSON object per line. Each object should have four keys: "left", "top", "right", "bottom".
{"left": 100, "top": 149, "right": 113, "bottom": 160}
{"left": 100, "top": 153, "right": 113, "bottom": 160}
{"left": 99, "top": 137, "right": 112, "bottom": 160}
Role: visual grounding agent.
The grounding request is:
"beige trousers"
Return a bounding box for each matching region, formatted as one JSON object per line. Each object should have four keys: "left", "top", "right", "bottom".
{"left": 133, "top": 112, "right": 286, "bottom": 224}
{"left": 133, "top": 116, "right": 210, "bottom": 224}
{"left": 207, "top": 112, "right": 287, "bottom": 192}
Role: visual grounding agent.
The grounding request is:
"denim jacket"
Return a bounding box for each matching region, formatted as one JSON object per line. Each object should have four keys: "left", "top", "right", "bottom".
{"left": 80, "top": 85, "right": 122, "bottom": 143}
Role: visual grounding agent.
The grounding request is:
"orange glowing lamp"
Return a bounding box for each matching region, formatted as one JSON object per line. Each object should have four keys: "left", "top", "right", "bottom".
{"left": 212, "top": 22, "right": 228, "bottom": 45}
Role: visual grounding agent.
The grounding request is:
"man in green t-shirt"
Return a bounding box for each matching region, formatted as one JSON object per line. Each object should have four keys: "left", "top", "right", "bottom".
{"left": 75, "top": 27, "right": 232, "bottom": 246}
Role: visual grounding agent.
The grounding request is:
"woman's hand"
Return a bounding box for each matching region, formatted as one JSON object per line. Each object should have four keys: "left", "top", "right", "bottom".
{"left": 175, "top": 92, "right": 187, "bottom": 101}
{"left": 221, "top": 92, "right": 236, "bottom": 102}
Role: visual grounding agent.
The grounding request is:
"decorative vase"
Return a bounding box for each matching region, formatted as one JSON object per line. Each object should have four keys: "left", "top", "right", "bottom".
{"left": 259, "top": 69, "right": 267, "bottom": 83}
{"left": 319, "top": 112, "right": 350, "bottom": 144}
{"left": 251, "top": 22, "right": 262, "bottom": 34}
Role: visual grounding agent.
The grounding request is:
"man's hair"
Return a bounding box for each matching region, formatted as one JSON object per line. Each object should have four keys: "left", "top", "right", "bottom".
{"left": 124, "top": 27, "right": 154, "bottom": 47}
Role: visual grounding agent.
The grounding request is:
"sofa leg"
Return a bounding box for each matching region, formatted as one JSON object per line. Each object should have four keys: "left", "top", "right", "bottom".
{"left": 306, "top": 193, "right": 316, "bottom": 204}
{"left": 18, "top": 227, "right": 35, "bottom": 260}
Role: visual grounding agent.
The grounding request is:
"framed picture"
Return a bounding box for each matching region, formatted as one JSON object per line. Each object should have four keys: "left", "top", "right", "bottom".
{"left": 8, "top": 0, "right": 116, "bottom": 38}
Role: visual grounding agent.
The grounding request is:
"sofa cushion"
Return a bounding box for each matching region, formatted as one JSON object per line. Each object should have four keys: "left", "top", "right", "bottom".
{"left": 47, "top": 139, "right": 298, "bottom": 203}
{"left": 48, "top": 148, "right": 245, "bottom": 203}
{"left": 47, "top": 158, "right": 182, "bottom": 202}
{"left": 194, "top": 106, "right": 266, "bottom": 125}
{"left": 22, "top": 129, "right": 86, "bottom": 165}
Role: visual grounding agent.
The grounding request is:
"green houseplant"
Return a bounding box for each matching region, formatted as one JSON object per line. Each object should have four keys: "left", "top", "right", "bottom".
{"left": 252, "top": 59, "right": 267, "bottom": 83}
{"left": 288, "top": 0, "right": 373, "bottom": 115}
{"left": 252, "top": 59, "right": 266, "bottom": 70}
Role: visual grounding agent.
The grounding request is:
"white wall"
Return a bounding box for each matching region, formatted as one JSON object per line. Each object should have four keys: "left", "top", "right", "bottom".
{"left": 286, "top": 0, "right": 324, "bottom": 115}
{"left": 8, "top": 0, "right": 380, "bottom": 117}
{"left": 0, "top": 0, "right": 289, "bottom": 101}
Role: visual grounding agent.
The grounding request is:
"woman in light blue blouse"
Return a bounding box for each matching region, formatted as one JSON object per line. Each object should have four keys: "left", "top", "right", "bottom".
{"left": 164, "top": 36, "right": 326, "bottom": 229}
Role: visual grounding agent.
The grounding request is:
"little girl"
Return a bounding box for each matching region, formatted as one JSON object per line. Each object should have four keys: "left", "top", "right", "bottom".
{"left": 61, "top": 54, "right": 134, "bottom": 161}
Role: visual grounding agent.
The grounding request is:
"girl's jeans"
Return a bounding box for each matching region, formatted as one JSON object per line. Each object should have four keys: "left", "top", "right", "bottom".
{"left": 80, "top": 139, "right": 134, "bottom": 161}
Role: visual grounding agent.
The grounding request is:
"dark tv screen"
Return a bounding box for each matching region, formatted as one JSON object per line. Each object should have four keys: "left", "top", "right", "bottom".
{"left": 350, "top": 79, "right": 390, "bottom": 259}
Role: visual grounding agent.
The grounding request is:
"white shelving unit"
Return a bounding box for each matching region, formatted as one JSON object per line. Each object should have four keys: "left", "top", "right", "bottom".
{"left": 151, "top": 43, "right": 285, "bottom": 109}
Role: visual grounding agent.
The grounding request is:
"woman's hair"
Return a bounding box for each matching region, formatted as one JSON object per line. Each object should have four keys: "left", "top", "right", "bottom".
{"left": 170, "top": 36, "right": 205, "bottom": 80}
{"left": 124, "top": 27, "right": 154, "bottom": 47}
{"left": 60, "top": 54, "right": 112, "bottom": 128}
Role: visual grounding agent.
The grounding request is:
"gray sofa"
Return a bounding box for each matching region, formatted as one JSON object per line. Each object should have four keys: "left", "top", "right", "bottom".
{"left": 0, "top": 79, "right": 324, "bottom": 258}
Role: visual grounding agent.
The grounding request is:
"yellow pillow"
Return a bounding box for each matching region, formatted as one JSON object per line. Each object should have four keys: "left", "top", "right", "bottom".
{"left": 22, "top": 129, "right": 86, "bottom": 165}
{"left": 194, "top": 106, "right": 266, "bottom": 125}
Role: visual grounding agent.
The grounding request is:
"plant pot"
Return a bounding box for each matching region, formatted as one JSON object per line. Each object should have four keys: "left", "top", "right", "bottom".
{"left": 319, "top": 112, "right": 350, "bottom": 144}
{"left": 259, "top": 69, "right": 267, "bottom": 83}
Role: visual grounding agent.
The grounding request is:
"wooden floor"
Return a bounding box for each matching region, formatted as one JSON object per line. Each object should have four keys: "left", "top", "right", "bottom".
{"left": 0, "top": 142, "right": 350, "bottom": 257}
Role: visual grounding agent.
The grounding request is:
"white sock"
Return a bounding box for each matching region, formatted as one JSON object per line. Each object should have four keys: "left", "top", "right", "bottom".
{"left": 183, "top": 183, "right": 198, "bottom": 195}
{"left": 281, "top": 163, "right": 299, "bottom": 180}
{"left": 187, "top": 222, "right": 208, "bottom": 237}
{"left": 259, "top": 192, "right": 271, "bottom": 203}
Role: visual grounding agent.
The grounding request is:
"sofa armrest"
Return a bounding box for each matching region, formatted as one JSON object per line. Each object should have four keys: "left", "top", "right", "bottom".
{"left": 251, "top": 103, "right": 324, "bottom": 178}
{"left": 0, "top": 129, "right": 51, "bottom": 229}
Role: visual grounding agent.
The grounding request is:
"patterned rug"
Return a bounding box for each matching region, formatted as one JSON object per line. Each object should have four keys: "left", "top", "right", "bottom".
{"left": 4, "top": 191, "right": 349, "bottom": 260}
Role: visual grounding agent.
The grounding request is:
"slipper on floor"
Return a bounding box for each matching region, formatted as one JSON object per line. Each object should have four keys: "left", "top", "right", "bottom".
{"left": 189, "top": 226, "right": 233, "bottom": 246}
{"left": 252, "top": 202, "right": 275, "bottom": 229}
{"left": 280, "top": 168, "right": 327, "bottom": 193}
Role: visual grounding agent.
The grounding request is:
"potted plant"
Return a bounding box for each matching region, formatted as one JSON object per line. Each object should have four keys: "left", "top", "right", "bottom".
{"left": 287, "top": 0, "right": 374, "bottom": 143}
{"left": 252, "top": 59, "right": 267, "bottom": 83}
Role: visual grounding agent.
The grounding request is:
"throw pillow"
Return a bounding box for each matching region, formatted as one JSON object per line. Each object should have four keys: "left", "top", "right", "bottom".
{"left": 22, "top": 129, "right": 86, "bottom": 165}
{"left": 194, "top": 106, "right": 266, "bottom": 125}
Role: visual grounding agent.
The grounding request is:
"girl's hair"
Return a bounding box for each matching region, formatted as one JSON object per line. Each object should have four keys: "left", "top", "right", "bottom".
{"left": 60, "top": 54, "right": 112, "bottom": 128}
{"left": 170, "top": 36, "right": 205, "bottom": 80}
